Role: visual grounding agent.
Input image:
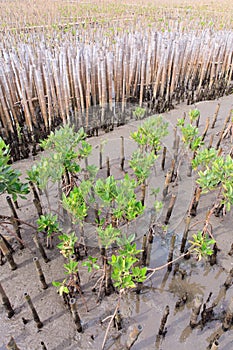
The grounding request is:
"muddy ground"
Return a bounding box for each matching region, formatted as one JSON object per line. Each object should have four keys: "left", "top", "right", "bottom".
{"left": 0, "top": 94, "right": 233, "bottom": 350}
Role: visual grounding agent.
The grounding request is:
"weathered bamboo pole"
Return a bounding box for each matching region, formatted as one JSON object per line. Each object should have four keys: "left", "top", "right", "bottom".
{"left": 189, "top": 295, "right": 203, "bottom": 328}
{"left": 120, "top": 136, "right": 125, "bottom": 171}
{"left": 211, "top": 103, "right": 221, "bottom": 128}
{"left": 6, "top": 196, "right": 22, "bottom": 245}
{"left": 33, "top": 235, "right": 50, "bottom": 263}
{"left": 6, "top": 337, "right": 21, "bottom": 350}
{"left": 180, "top": 215, "right": 191, "bottom": 253}
{"left": 0, "top": 237, "right": 17, "bottom": 270}
{"left": 164, "top": 194, "right": 176, "bottom": 225}
{"left": 24, "top": 292, "right": 43, "bottom": 328}
{"left": 0, "top": 282, "right": 14, "bottom": 318}
{"left": 167, "top": 235, "right": 176, "bottom": 272}
{"left": 70, "top": 298, "right": 83, "bottom": 332}
{"left": 126, "top": 324, "right": 143, "bottom": 350}
{"left": 161, "top": 146, "right": 167, "bottom": 171}
{"left": 157, "top": 305, "right": 170, "bottom": 336}
{"left": 162, "top": 170, "right": 172, "bottom": 198}
{"left": 222, "top": 297, "right": 233, "bottom": 331}
{"left": 33, "top": 257, "right": 48, "bottom": 290}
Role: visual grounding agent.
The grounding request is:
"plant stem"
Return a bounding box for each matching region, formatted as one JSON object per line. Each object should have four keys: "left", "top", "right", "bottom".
{"left": 101, "top": 295, "right": 121, "bottom": 350}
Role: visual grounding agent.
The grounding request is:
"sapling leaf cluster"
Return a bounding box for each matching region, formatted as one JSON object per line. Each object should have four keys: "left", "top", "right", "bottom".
{"left": 0, "top": 137, "right": 29, "bottom": 201}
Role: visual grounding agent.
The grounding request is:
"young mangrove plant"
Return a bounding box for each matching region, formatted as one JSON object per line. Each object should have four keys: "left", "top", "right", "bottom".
{"left": 37, "top": 213, "right": 61, "bottom": 249}
{"left": 0, "top": 137, "right": 29, "bottom": 202}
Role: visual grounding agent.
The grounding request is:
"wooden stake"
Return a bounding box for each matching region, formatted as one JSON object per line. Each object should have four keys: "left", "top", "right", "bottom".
{"left": 33, "top": 257, "right": 48, "bottom": 289}
{"left": 180, "top": 215, "right": 191, "bottom": 253}
{"left": 6, "top": 337, "right": 21, "bottom": 350}
{"left": 33, "top": 235, "right": 50, "bottom": 263}
{"left": 120, "top": 136, "right": 125, "bottom": 171}
{"left": 6, "top": 196, "right": 22, "bottom": 246}
{"left": 189, "top": 295, "right": 203, "bottom": 328}
{"left": 223, "top": 268, "right": 233, "bottom": 290}
{"left": 106, "top": 156, "right": 110, "bottom": 177}
{"left": 24, "top": 292, "right": 43, "bottom": 329}
{"left": 167, "top": 235, "right": 176, "bottom": 272}
{"left": 70, "top": 298, "right": 83, "bottom": 333}
{"left": 164, "top": 194, "right": 176, "bottom": 225}
{"left": 163, "top": 169, "right": 172, "bottom": 198}
{"left": 141, "top": 234, "right": 147, "bottom": 266}
{"left": 211, "top": 103, "right": 220, "bottom": 128}
{"left": 126, "top": 324, "right": 143, "bottom": 349}
{"left": 161, "top": 146, "right": 167, "bottom": 171}
{"left": 222, "top": 297, "right": 233, "bottom": 331}
{"left": 0, "top": 282, "right": 14, "bottom": 318}
{"left": 158, "top": 305, "right": 170, "bottom": 336}
{"left": 0, "top": 237, "right": 17, "bottom": 270}
{"left": 201, "top": 116, "right": 210, "bottom": 141}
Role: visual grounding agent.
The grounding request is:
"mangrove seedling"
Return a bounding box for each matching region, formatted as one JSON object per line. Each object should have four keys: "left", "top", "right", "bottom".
{"left": 189, "top": 231, "right": 216, "bottom": 261}
{"left": 0, "top": 137, "right": 29, "bottom": 202}
{"left": 37, "top": 213, "right": 61, "bottom": 248}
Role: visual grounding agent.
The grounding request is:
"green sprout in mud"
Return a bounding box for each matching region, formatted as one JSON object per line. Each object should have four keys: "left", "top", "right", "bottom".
{"left": 0, "top": 137, "right": 29, "bottom": 201}
{"left": 97, "top": 224, "right": 121, "bottom": 249}
{"left": 130, "top": 115, "right": 168, "bottom": 153}
{"left": 129, "top": 150, "right": 156, "bottom": 184}
{"left": 177, "top": 109, "right": 203, "bottom": 151}
{"left": 64, "top": 260, "right": 79, "bottom": 275}
{"left": 133, "top": 106, "right": 146, "bottom": 120}
{"left": 189, "top": 231, "right": 215, "bottom": 261}
{"left": 52, "top": 279, "right": 69, "bottom": 296}
{"left": 29, "top": 125, "right": 92, "bottom": 190}
{"left": 196, "top": 154, "right": 233, "bottom": 212}
{"left": 94, "top": 174, "right": 144, "bottom": 225}
{"left": 37, "top": 213, "right": 61, "bottom": 237}
{"left": 177, "top": 120, "right": 203, "bottom": 151}
{"left": 110, "top": 243, "right": 147, "bottom": 291}
{"left": 188, "top": 108, "right": 200, "bottom": 124}
{"left": 57, "top": 232, "right": 78, "bottom": 258}
{"left": 62, "top": 180, "right": 91, "bottom": 223}
{"left": 82, "top": 256, "right": 100, "bottom": 273}
{"left": 191, "top": 147, "right": 218, "bottom": 170}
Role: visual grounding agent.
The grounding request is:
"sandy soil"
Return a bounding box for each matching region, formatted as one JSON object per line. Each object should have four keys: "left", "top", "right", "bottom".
{"left": 0, "top": 94, "right": 233, "bottom": 350}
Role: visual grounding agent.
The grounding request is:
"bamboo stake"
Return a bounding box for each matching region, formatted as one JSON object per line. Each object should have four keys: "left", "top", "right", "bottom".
{"left": 0, "top": 282, "right": 14, "bottom": 318}
{"left": 180, "top": 215, "right": 191, "bottom": 253}
{"left": 0, "top": 237, "right": 17, "bottom": 270}
{"left": 161, "top": 146, "right": 167, "bottom": 171}
{"left": 69, "top": 298, "right": 82, "bottom": 333}
{"left": 24, "top": 292, "right": 43, "bottom": 329}
{"left": 167, "top": 234, "right": 176, "bottom": 272}
{"left": 157, "top": 305, "right": 169, "bottom": 336}
{"left": 222, "top": 297, "right": 233, "bottom": 331}
{"left": 126, "top": 324, "right": 143, "bottom": 349}
{"left": 164, "top": 194, "right": 176, "bottom": 225}
{"left": 189, "top": 295, "right": 203, "bottom": 328}
{"left": 6, "top": 337, "right": 21, "bottom": 350}
{"left": 211, "top": 103, "right": 220, "bottom": 128}
{"left": 120, "top": 136, "right": 125, "bottom": 171}
{"left": 33, "top": 257, "right": 48, "bottom": 289}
